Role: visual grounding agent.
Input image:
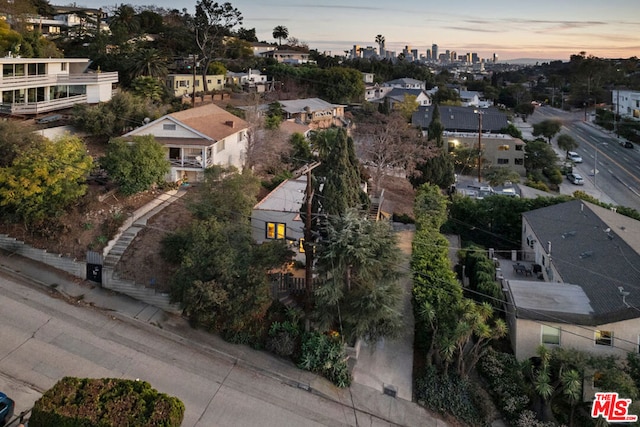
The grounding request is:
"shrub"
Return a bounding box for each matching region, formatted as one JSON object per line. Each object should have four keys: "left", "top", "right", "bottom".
{"left": 415, "top": 366, "right": 486, "bottom": 426}
{"left": 30, "top": 377, "right": 184, "bottom": 427}
{"left": 266, "top": 320, "right": 301, "bottom": 357}
{"left": 297, "top": 331, "right": 351, "bottom": 387}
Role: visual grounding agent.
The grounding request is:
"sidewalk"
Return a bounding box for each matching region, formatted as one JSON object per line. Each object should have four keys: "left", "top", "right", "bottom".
{"left": 0, "top": 245, "right": 448, "bottom": 426}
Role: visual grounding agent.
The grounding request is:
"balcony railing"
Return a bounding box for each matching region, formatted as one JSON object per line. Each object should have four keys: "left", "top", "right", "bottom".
{"left": 0, "top": 71, "right": 118, "bottom": 89}
{"left": 3, "top": 95, "right": 87, "bottom": 114}
{"left": 168, "top": 157, "right": 213, "bottom": 168}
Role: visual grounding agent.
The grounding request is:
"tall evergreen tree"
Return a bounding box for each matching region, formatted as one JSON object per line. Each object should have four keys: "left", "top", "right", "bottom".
{"left": 427, "top": 104, "right": 444, "bottom": 147}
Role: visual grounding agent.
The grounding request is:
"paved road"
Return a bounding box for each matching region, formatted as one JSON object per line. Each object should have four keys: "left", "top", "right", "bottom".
{"left": 530, "top": 107, "right": 640, "bottom": 211}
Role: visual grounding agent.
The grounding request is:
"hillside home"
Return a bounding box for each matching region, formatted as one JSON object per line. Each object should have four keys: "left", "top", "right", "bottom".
{"left": 382, "top": 78, "right": 426, "bottom": 90}
{"left": 504, "top": 200, "right": 640, "bottom": 361}
{"left": 122, "top": 103, "right": 248, "bottom": 183}
{"left": 412, "top": 106, "right": 508, "bottom": 133}
{"left": 380, "top": 87, "right": 432, "bottom": 107}
{"left": 444, "top": 132, "right": 526, "bottom": 175}
{"left": 278, "top": 98, "right": 346, "bottom": 129}
{"left": 0, "top": 57, "right": 118, "bottom": 115}
{"left": 259, "top": 49, "right": 311, "bottom": 64}
{"left": 165, "top": 74, "right": 225, "bottom": 97}
{"left": 251, "top": 176, "right": 307, "bottom": 262}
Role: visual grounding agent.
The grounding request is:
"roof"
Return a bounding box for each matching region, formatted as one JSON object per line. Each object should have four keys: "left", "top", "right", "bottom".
{"left": 384, "top": 88, "right": 429, "bottom": 101}
{"left": 168, "top": 104, "right": 248, "bottom": 141}
{"left": 279, "top": 98, "right": 340, "bottom": 114}
{"left": 412, "top": 106, "right": 508, "bottom": 133}
{"left": 383, "top": 78, "right": 425, "bottom": 86}
{"left": 458, "top": 90, "right": 480, "bottom": 100}
{"left": 521, "top": 199, "right": 640, "bottom": 324}
{"left": 253, "top": 176, "right": 307, "bottom": 212}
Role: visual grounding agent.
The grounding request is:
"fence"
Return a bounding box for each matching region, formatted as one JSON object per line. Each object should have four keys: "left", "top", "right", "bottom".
{"left": 270, "top": 273, "right": 318, "bottom": 299}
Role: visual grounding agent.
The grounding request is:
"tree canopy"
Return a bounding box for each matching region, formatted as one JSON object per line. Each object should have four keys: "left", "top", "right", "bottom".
{"left": 532, "top": 119, "right": 562, "bottom": 143}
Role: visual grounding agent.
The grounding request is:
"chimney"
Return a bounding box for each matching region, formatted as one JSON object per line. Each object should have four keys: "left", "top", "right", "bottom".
{"left": 225, "top": 120, "right": 234, "bottom": 128}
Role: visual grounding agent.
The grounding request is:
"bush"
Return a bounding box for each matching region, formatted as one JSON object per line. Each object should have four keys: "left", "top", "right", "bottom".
{"left": 415, "top": 366, "right": 487, "bottom": 426}
{"left": 266, "top": 320, "right": 301, "bottom": 357}
{"left": 30, "top": 377, "right": 184, "bottom": 427}
{"left": 477, "top": 349, "right": 530, "bottom": 424}
{"left": 297, "top": 331, "right": 351, "bottom": 387}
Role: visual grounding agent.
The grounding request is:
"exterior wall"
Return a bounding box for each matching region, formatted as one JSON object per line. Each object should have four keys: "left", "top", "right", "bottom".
{"left": 511, "top": 317, "right": 640, "bottom": 361}
{"left": 251, "top": 210, "right": 304, "bottom": 262}
{"left": 143, "top": 118, "right": 204, "bottom": 139}
{"left": 614, "top": 90, "right": 640, "bottom": 120}
{"left": 445, "top": 133, "right": 526, "bottom": 175}
{"left": 166, "top": 74, "right": 225, "bottom": 97}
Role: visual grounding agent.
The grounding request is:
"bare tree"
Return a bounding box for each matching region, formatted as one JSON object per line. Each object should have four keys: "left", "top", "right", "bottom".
{"left": 242, "top": 97, "right": 290, "bottom": 174}
{"left": 354, "top": 111, "right": 435, "bottom": 193}
{"left": 193, "top": 0, "right": 242, "bottom": 92}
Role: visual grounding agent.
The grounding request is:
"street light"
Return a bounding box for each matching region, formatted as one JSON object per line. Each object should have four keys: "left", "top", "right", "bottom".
{"left": 474, "top": 110, "right": 484, "bottom": 183}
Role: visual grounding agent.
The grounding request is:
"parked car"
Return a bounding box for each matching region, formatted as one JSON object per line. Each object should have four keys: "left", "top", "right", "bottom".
{"left": 619, "top": 140, "right": 634, "bottom": 148}
{"left": 567, "top": 172, "right": 584, "bottom": 185}
{"left": 567, "top": 151, "right": 583, "bottom": 163}
{"left": 0, "top": 392, "right": 14, "bottom": 426}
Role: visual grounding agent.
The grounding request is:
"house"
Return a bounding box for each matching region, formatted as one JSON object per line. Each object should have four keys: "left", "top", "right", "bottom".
{"left": 259, "top": 49, "right": 311, "bottom": 64}
{"left": 165, "top": 74, "right": 225, "bottom": 97}
{"left": 380, "top": 87, "right": 432, "bottom": 107}
{"left": 361, "top": 72, "right": 374, "bottom": 84}
{"left": 249, "top": 42, "right": 276, "bottom": 57}
{"left": 364, "top": 83, "right": 392, "bottom": 101}
{"left": 382, "top": 78, "right": 426, "bottom": 90}
{"left": 612, "top": 89, "right": 640, "bottom": 120}
{"left": 251, "top": 176, "right": 306, "bottom": 262}
{"left": 444, "top": 132, "right": 526, "bottom": 175}
{"left": 278, "top": 98, "right": 346, "bottom": 129}
{"left": 19, "top": 6, "right": 109, "bottom": 36}
{"left": 457, "top": 90, "right": 481, "bottom": 107}
{"left": 122, "top": 103, "right": 248, "bottom": 183}
{"left": 504, "top": 199, "right": 640, "bottom": 361}
{"left": 225, "top": 70, "right": 270, "bottom": 92}
{"left": 412, "top": 106, "right": 508, "bottom": 133}
{"left": 0, "top": 56, "right": 118, "bottom": 115}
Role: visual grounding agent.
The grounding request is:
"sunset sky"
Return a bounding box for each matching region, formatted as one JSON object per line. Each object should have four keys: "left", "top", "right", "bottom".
{"left": 71, "top": 0, "right": 640, "bottom": 61}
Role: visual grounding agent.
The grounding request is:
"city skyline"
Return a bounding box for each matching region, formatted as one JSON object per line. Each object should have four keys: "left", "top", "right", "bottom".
{"left": 69, "top": 0, "right": 639, "bottom": 61}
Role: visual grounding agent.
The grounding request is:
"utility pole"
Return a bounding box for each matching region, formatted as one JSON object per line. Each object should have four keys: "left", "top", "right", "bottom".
{"left": 475, "top": 110, "right": 483, "bottom": 183}
{"left": 192, "top": 54, "right": 197, "bottom": 108}
{"left": 292, "top": 161, "right": 321, "bottom": 331}
{"left": 616, "top": 89, "right": 620, "bottom": 139}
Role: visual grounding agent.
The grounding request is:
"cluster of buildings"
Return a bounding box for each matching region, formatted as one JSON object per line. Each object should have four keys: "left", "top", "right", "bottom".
{"left": 349, "top": 42, "right": 498, "bottom": 67}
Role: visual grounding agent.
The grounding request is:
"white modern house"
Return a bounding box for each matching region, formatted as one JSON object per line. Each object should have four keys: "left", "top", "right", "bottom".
{"left": 122, "top": 103, "right": 248, "bottom": 183}
{"left": 0, "top": 56, "right": 118, "bottom": 115}
{"left": 612, "top": 89, "right": 640, "bottom": 120}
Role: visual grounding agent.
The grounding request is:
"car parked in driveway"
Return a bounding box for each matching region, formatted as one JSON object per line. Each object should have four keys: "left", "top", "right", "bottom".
{"left": 567, "top": 172, "right": 584, "bottom": 185}
{"left": 0, "top": 392, "right": 14, "bottom": 426}
{"left": 567, "top": 151, "right": 583, "bottom": 163}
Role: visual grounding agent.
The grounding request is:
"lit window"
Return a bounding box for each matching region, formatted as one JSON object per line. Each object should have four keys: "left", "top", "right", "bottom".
{"left": 498, "top": 144, "right": 510, "bottom": 151}
{"left": 541, "top": 325, "right": 560, "bottom": 345}
{"left": 595, "top": 330, "right": 613, "bottom": 346}
{"left": 299, "top": 238, "right": 305, "bottom": 253}
{"left": 266, "top": 222, "right": 286, "bottom": 240}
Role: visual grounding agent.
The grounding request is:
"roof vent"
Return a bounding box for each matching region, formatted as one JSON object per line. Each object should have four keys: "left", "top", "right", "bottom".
{"left": 225, "top": 120, "right": 235, "bottom": 128}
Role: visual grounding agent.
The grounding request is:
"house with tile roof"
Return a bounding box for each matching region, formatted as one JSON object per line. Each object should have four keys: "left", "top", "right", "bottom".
{"left": 504, "top": 199, "right": 640, "bottom": 360}
{"left": 122, "top": 103, "right": 248, "bottom": 183}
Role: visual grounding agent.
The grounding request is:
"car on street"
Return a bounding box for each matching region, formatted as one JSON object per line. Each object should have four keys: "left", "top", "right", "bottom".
{"left": 619, "top": 140, "right": 634, "bottom": 149}
{"left": 0, "top": 392, "right": 14, "bottom": 426}
{"left": 567, "top": 172, "right": 584, "bottom": 185}
{"left": 567, "top": 151, "right": 583, "bottom": 163}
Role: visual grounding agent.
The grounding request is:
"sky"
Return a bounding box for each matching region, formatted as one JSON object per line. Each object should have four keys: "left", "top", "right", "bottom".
{"left": 66, "top": 0, "right": 640, "bottom": 61}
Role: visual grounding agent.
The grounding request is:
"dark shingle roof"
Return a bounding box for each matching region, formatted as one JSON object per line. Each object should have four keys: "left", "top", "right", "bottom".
{"left": 521, "top": 199, "right": 640, "bottom": 324}
{"left": 412, "top": 106, "right": 508, "bottom": 133}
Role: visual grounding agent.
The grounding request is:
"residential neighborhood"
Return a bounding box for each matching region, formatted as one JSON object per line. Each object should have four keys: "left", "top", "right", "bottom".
{"left": 2, "top": 1, "right": 640, "bottom": 426}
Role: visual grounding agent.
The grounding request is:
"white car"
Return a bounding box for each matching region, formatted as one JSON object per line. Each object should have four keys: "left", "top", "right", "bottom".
{"left": 567, "top": 172, "right": 584, "bottom": 185}
{"left": 567, "top": 151, "right": 583, "bottom": 163}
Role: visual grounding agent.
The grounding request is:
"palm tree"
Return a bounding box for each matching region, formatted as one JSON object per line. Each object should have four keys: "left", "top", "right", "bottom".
{"left": 375, "top": 34, "right": 385, "bottom": 56}
{"left": 127, "top": 48, "right": 169, "bottom": 81}
{"left": 272, "top": 25, "right": 288, "bottom": 46}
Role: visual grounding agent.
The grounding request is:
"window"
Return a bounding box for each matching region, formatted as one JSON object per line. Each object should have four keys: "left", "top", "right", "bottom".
{"left": 217, "top": 139, "right": 225, "bottom": 152}
{"left": 515, "top": 145, "right": 524, "bottom": 151}
{"left": 498, "top": 144, "right": 510, "bottom": 151}
{"left": 514, "top": 158, "right": 524, "bottom": 165}
{"left": 541, "top": 325, "right": 560, "bottom": 345}
{"left": 266, "top": 222, "right": 285, "bottom": 240}
{"left": 497, "top": 158, "right": 509, "bottom": 165}
{"left": 299, "top": 238, "right": 305, "bottom": 253}
{"left": 61, "top": 62, "right": 67, "bottom": 71}
{"left": 163, "top": 124, "right": 176, "bottom": 131}
{"left": 169, "top": 147, "right": 180, "bottom": 159}
{"left": 595, "top": 330, "right": 613, "bottom": 346}
{"left": 179, "top": 80, "right": 188, "bottom": 87}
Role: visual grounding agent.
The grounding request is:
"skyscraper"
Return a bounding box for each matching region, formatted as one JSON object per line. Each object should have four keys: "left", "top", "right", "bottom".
{"left": 431, "top": 44, "right": 438, "bottom": 62}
